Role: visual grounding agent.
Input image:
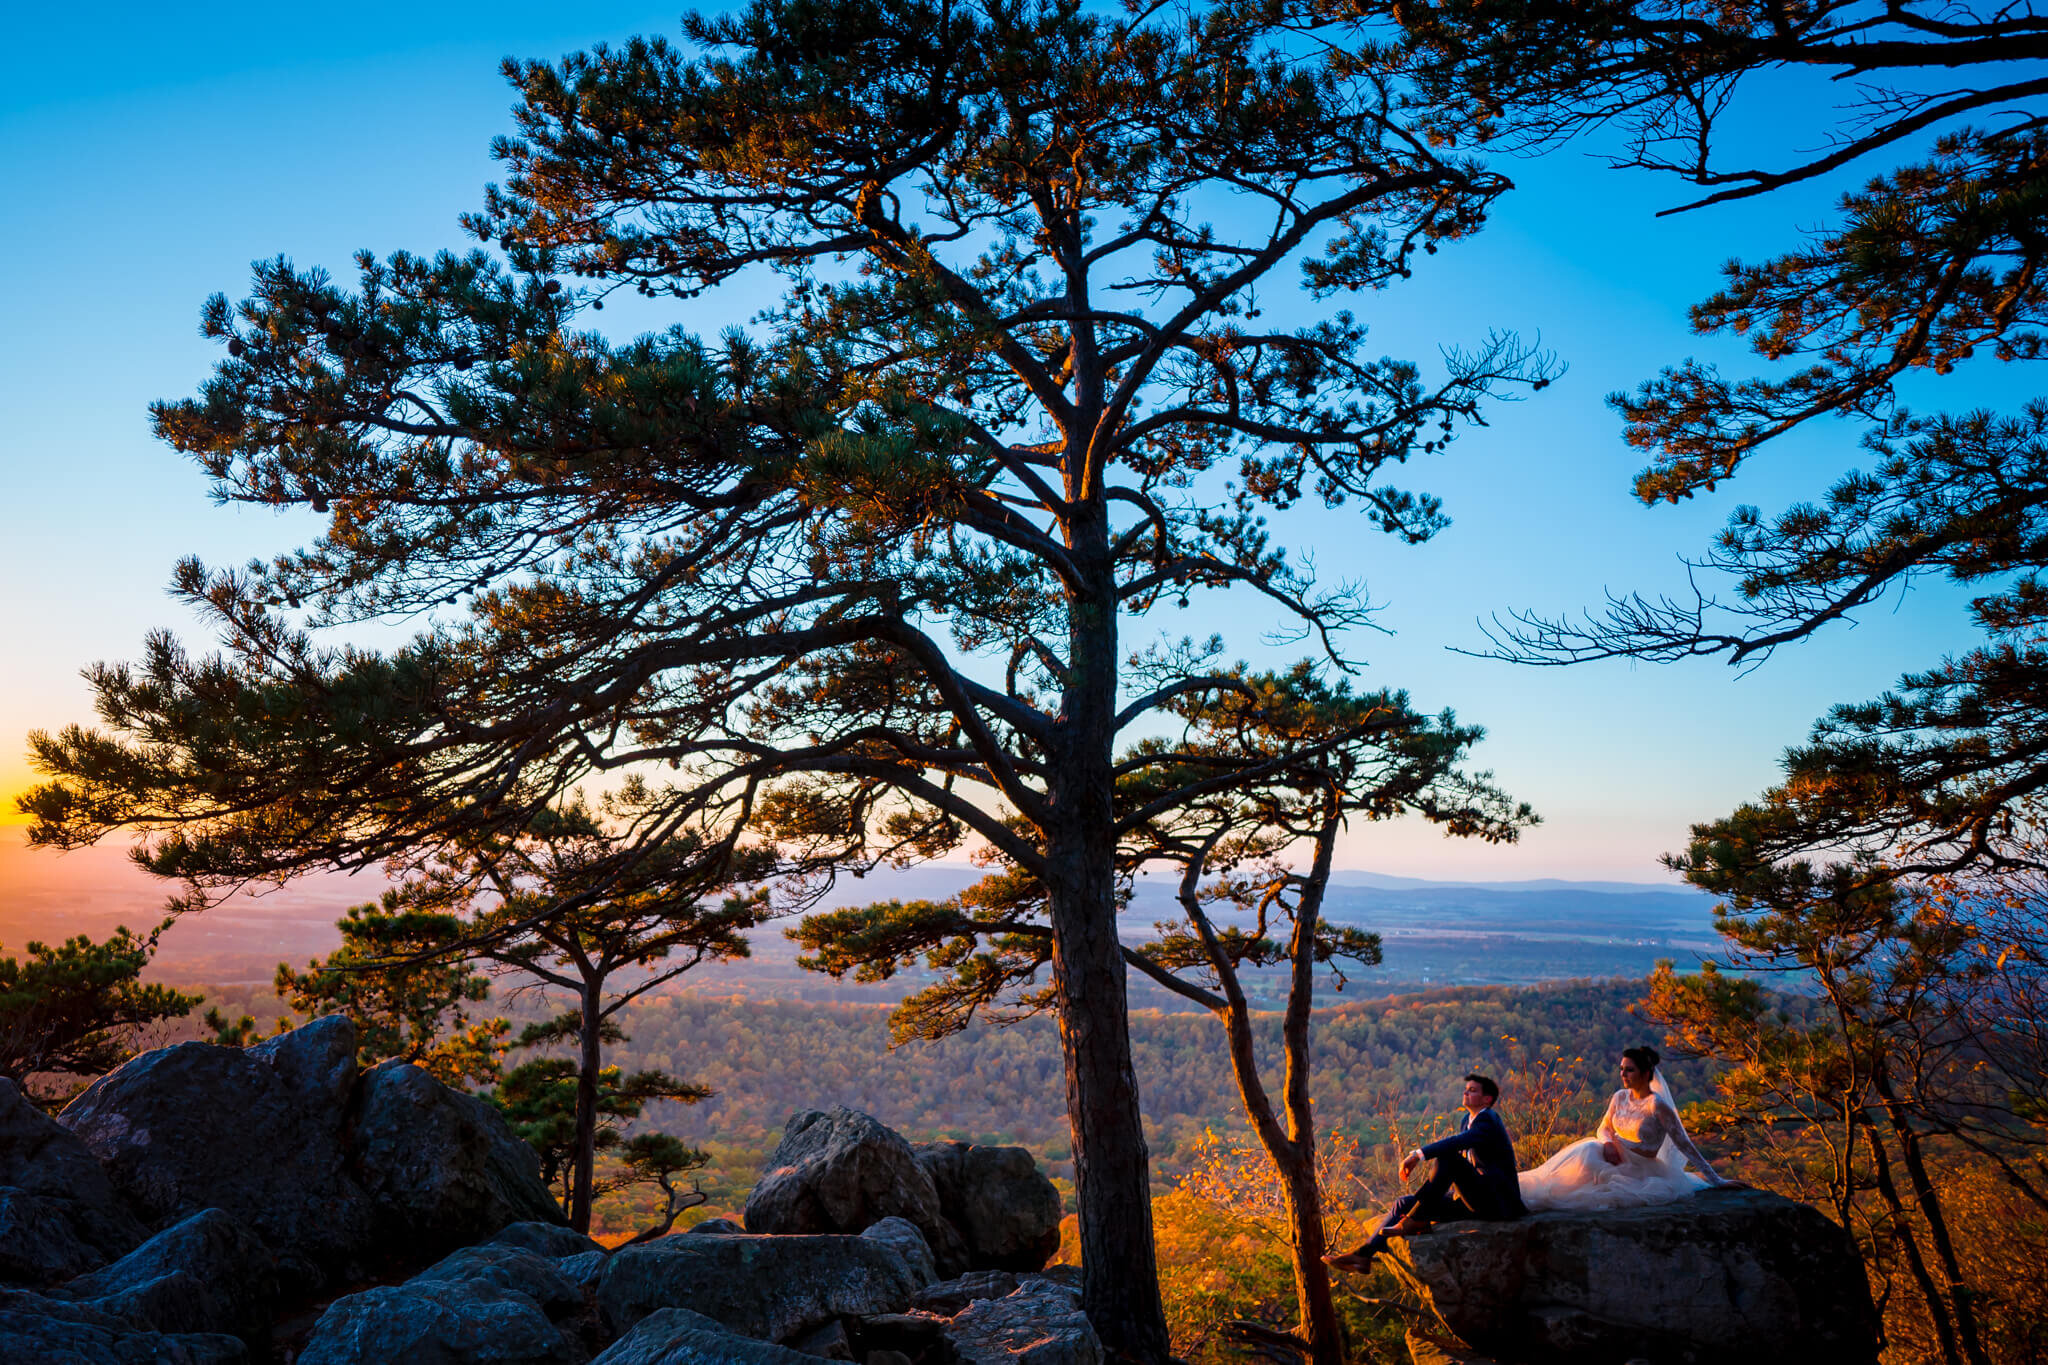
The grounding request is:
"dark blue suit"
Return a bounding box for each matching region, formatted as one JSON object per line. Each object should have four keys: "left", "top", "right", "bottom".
{"left": 1414, "top": 1105, "right": 1526, "bottom": 1222}
{"left": 1347, "top": 1105, "right": 1524, "bottom": 1262}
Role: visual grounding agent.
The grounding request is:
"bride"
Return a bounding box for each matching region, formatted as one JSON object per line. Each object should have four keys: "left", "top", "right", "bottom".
{"left": 1518, "top": 1046, "right": 1742, "bottom": 1211}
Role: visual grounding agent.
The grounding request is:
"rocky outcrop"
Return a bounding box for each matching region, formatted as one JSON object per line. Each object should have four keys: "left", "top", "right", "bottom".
{"left": 488, "top": 1223, "right": 604, "bottom": 1260}
{"left": 944, "top": 1276, "right": 1102, "bottom": 1365}
{"left": 744, "top": 1107, "right": 969, "bottom": 1275}
{"left": 353, "top": 1060, "right": 565, "bottom": 1253}
{"left": 410, "top": 1245, "right": 587, "bottom": 1319}
{"left": 58, "top": 1016, "right": 562, "bottom": 1296}
{"left": 590, "top": 1308, "right": 824, "bottom": 1365}
{"left": 911, "top": 1269, "right": 1020, "bottom": 1316}
{"left": 913, "top": 1140, "right": 1062, "bottom": 1272}
{"left": 295, "top": 1278, "right": 581, "bottom": 1365}
{"left": 0, "top": 1288, "right": 248, "bottom": 1364}
{"left": 0, "top": 1077, "right": 146, "bottom": 1286}
{"left": 862, "top": 1215, "right": 938, "bottom": 1286}
{"left": 596, "top": 1232, "right": 924, "bottom": 1344}
{"left": 51, "top": 1208, "right": 278, "bottom": 1342}
{"left": 60, "top": 1020, "right": 370, "bottom": 1295}
{"left": 685, "top": 1217, "right": 744, "bottom": 1235}
{"left": 1388, "top": 1187, "right": 1879, "bottom": 1365}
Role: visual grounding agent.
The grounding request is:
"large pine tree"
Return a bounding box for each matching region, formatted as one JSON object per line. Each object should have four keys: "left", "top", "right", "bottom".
{"left": 19, "top": 1, "right": 1542, "bottom": 1350}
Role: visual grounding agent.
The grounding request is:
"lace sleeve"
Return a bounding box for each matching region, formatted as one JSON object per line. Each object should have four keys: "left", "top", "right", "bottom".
{"left": 1654, "top": 1093, "right": 1726, "bottom": 1185}
{"left": 1596, "top": 1091, "right": 1618, "bottom": 1143}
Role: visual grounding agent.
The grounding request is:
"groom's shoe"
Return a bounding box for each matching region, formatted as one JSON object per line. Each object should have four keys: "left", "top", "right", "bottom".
{"left": 1322, "top": 1236, "right": 1386, "bottom": 1274}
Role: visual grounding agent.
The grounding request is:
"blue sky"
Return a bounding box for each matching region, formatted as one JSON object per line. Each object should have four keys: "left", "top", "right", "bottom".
{"left": 0, "top": 2, "right": 2016, "bottom": 883}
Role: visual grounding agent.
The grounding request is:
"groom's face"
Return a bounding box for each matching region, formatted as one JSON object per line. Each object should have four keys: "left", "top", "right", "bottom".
{"left": 1462, "top": 1079, "right": 1491, "bottom": 1112}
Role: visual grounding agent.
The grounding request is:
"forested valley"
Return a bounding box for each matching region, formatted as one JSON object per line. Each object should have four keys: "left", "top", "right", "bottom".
{"left": 174, "top": 976, "right": 1703, "bottom": 1212}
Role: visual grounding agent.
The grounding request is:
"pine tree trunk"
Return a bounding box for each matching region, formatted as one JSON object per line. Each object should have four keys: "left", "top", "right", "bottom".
{"left": 1047, "top": 851, "right": 1168, "bottom": 1362}
{"left": 1046, "top": 529, "right": 1172, "bottom": 1362}
{"left": 570, "top": 982, "right": 603, "bottom": 1235}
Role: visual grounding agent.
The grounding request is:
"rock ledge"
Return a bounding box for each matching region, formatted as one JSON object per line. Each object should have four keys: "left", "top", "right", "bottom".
{"left": 1389, "top": 1188, "right": 1878, "bottom": 1365}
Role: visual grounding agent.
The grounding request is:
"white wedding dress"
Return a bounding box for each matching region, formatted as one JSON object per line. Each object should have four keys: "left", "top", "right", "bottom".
{"left": 1518, "top": 1076, "right": 1732, "bottom": 1212}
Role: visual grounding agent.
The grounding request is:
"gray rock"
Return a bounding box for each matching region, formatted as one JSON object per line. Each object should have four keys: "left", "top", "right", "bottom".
{"left": 683, "top": 1217, "right": 745, "bottom": 1236}
{"left": 0, "top": 1289, "right": 246, "bottom": 1364}
{"left": 57, "top": 1020, "right": 564, "bottom": 1298}
{"left": 0, "top": 1188, "right": 113, "bottom": 1289}
{"left": 861, "top": 1216, "right": 936, "bottom": 1286}
{"left": 589, "top": 1308, "right": 823, "bottom": 1365}
{"left": 0, "top": 1078, "right": 145, "bottom": 1285}
{"left": 53, "top": 1208, "right": 277, "bottom": 1342}
{"left": 59, "top": 1018, "right": 373, "bottom": 1295}
{"left": 789, "top": 1316, "right": 854, "bottom": 1359}
{"left": 911, "top": 1270, "right": 1019, "bottom": 1317}
{"left": 556, "top": 1251, "right": 610, "bottom": 1288}
{"left": 944, "top": 1277, "right": 1101, "bottom": 1365}
{"left": 848, "top": 1312, "right": 951, "bottom": 1365}
{"left": 1387, "top": 1188, "right": 1879, "bottom": 1365}
{"left": 411, "top": 1244, "right": 585, "bottom": 1317}
{"left": 913, "top": 1141, "right": 1061, "bottom": 1272}
{"left": 745, "top": 1109, "right": 967, "bottom": 1276}
{"left": 353, "top": 1060, "right": 567, "bottom": 1257}
{"left": 295, "top": 1278, "right": 579, "bottom": 1365}
{"left": 490, "top": 1222, "right": 603, "bottom": 1259}
{"left": 597, "top": 1233, "right": 921, "bottom": 1344}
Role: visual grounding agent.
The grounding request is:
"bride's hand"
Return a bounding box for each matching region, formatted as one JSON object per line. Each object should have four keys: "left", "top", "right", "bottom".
{"left": 1600, "top": 1140, "right": 1624, "bottom": 1166}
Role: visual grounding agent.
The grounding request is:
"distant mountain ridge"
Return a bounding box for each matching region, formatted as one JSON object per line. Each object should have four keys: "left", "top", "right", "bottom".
{"left": 2, "top": 839, "right": 1721, "bottom": 988}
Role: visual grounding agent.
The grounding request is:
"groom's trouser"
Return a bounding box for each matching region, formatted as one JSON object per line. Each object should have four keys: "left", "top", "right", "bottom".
{"left": 1399, "top": 1151, "right": 1513, "bottom": 1225}
{"left": 1356, "top": 1153, "right": 1512, "bottom": 1256}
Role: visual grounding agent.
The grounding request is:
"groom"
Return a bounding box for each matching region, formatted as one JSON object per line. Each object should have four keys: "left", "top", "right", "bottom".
{"left": 1326, "top": 1072, "right": 1526, "bottom": 1272}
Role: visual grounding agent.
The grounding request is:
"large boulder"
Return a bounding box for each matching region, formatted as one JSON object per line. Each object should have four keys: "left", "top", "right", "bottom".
{"left": 489, "top": 1223, "right": 604, "bottom": 1260}
{"left": 295, "top": 1279, "right": 580, "bottom": 1365}
{"left": 56, "top": 1018, "right": 563, "bottom": 1298}
{"left": 410, "top": 1244, "right": 585, "bottom": 1319}
{"left": 0, "top": 1078, "right": 146, "bottom": 1285}
{"left": 911, "top": 1269, "right": 1020, "bottom": 1317}
{"left": 745, "top": 1108, "right": 968, "bottom": 1275}
{"left": 913, "top": 1141, "right": 1061, "bottom": 1272}
{"left": 352, "top": 1060, "right": 567, "bottom": 1255}
{"left": 597, "top": 1232, "right": 922, "bottom": 1344}
{"left": 1387, "top": 1188, "right": 1879, "bottom": 1365}
{"left": 943, "top": 1276, "right": 1102, "bottom": 1365}
{"left": 0, "top": 1289, "right": 247, "bottom": 1364}
{"left": 590, "top": 1308, "right": 826, "bottom": 1365}
{"left": 861, "top": 1216, "right": 938, "bottom": 1286}
{"left": 58, "top": 1018, "right": 374, "bottom": 1295}
{"left": 51, "top": 1208, "right": 277, "bottom": 1343}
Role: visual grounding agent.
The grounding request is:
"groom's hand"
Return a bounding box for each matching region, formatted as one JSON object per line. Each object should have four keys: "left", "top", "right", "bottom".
{"left": 1399, "top": 1149, "right": 1422, "bottom": 1179}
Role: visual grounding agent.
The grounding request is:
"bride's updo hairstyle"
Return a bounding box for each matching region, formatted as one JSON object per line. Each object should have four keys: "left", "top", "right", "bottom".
{"left": 1622, "top": 1046, "right": 1661, "bottom": 1077}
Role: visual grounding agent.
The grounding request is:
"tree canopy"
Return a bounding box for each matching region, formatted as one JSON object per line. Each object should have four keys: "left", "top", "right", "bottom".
{"left": 16, "top": 2, "right": 1543, "bottom": 1350}
{"left": 1325, "top": 0, "right": 2048, "bottom": 882}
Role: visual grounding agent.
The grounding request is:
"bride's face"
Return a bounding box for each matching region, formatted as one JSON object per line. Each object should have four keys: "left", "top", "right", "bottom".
{"left": 1618, "top": 1057, "right": 1647, "bottom": 1090}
